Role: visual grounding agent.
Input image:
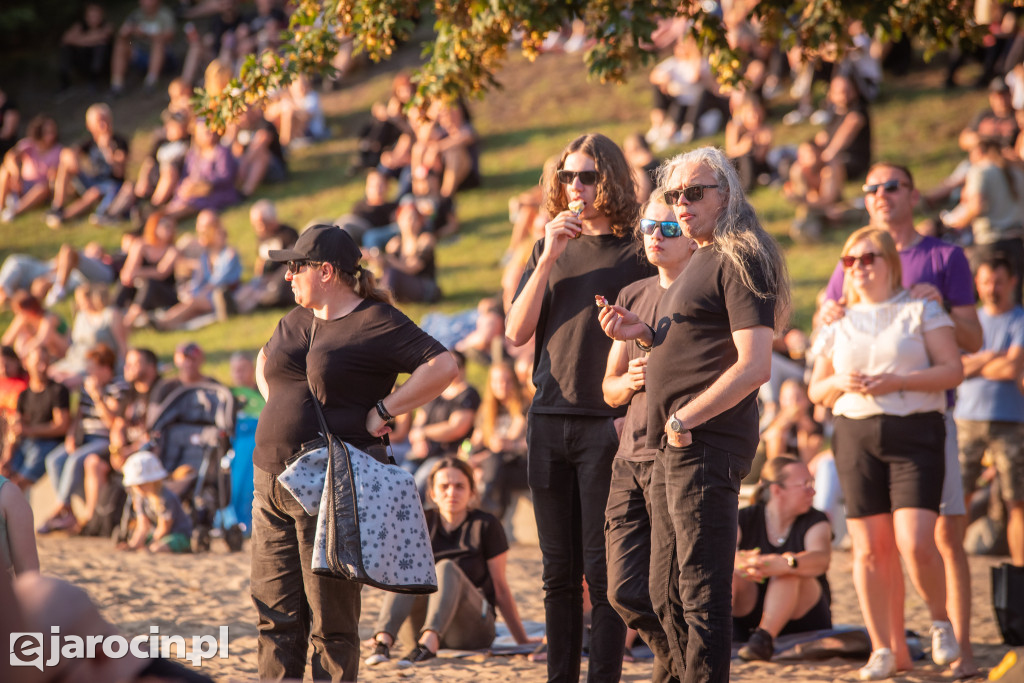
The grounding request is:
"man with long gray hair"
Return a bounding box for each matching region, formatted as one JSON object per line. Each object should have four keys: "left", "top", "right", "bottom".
{"left": 600, "top": 146, "right": 790, "bottom": 682}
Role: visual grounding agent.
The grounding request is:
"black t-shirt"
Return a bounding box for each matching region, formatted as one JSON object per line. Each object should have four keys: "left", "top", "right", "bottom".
{"left": 16, "top": 381, "right": 70, "bottom": 429}
{"left": 421, "top": 384, "right": 481, "bottom": 458}
{"left": 254, "top": 302, "right": 447, "bottom": 474}
{"left": 614, "top": 276, "right": 664, "bottom": 462}
{"left": 516, "top": 234, "right": 654, "bottom": 416}
{"left": 738, "top": 502, "right": 830, "bottom": 599}
{"left": 425, "top": 507, "right": 509, "bottom": 607}
{"left": 77, "top": 134, "right": 129, "bottom": 182}
{"left": 351, "top": 200, "right": 398, "bottom": 228}
{"left": 645, "top": 246, "right": 775, "bottom": 455}
{"left": 258, "top": 224, "right": 299, "bottom": 276}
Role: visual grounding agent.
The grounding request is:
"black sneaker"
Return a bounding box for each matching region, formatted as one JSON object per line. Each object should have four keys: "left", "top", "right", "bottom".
{"left": 364, "top": 641, "right": 389, "bottom": 666}
{"left": 738, "top": 627, "right": 774, "bottom": 661}
{"left": 397, "top": 644, "right": 436, "bottom": 667}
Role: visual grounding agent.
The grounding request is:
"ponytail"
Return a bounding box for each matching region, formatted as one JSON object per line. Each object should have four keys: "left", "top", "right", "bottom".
{"left": 338, "top": 266, "right": 393, "bottom": 305}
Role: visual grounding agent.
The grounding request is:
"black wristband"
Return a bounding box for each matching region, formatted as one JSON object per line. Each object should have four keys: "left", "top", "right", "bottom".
{"left": 635, "top": 323, "right": 655, "bottom": 352}
{"left": 375, "top": 399, "right": 395, "bottom": 423}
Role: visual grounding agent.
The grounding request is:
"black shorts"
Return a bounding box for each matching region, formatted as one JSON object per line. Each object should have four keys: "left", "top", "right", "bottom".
{"left": 732, "top": 579, "right": 831, "bottom": 641}
{"left": 833, "top": 412, "right": 946, "bottom": 518}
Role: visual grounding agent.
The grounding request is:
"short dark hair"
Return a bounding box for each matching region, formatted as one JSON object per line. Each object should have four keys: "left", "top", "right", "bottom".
{"left": 868, "top": 162, "right": 915, "bottom": 189}
{"left": 130, "top": 347, "right": 159, "bottom": 369}
{"left": 979, "top": 257, "right": 1016, "bottom": 279}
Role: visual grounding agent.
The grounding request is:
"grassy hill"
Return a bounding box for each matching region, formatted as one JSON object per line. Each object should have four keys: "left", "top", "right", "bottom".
{"left": 0, "top": 45, "right": 989, "bottom": 380}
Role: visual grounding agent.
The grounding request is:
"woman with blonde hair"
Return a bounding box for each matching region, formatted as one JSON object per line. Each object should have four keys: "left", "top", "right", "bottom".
{"left": 809, "top": 227, "right": 963, "bottom": 680}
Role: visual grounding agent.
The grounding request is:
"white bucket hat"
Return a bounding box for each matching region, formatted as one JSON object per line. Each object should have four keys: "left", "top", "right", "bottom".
{"left": 122, "top": 451, "right": 168, "bottom": 487}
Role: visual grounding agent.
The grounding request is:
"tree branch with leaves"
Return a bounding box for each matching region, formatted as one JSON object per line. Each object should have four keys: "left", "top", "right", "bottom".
{"left": 195, "top": 0, "right": 980, "bottom": 130}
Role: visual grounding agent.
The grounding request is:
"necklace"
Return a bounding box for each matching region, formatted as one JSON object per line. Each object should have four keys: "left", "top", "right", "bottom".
{"left": 767, "top": 506, "right": 792, "bottom": 546}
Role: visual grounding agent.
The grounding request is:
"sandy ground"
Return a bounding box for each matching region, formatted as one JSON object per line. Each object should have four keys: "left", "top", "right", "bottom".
{"left": 31, "top": 519, "right": 1017, "bottom": 683}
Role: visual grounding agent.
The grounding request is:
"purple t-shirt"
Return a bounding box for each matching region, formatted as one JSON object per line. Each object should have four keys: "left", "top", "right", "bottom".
{"left": 824, "top": 234, "right": 975, "bottom": 407}
{"left": 825, "top": 235, "right": 975, "bottom": 307}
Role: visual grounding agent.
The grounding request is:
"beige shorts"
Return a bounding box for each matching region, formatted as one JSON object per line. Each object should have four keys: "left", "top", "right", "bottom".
{"left": 956, "top": 419, "right": 1024, "bottom": 503}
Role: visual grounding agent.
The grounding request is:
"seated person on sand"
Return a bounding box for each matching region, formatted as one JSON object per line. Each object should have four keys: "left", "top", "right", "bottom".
{"left": 45, "top": 103, "right": 128, "bottom": 228}
{"left": 733, "top": 455, "right": 832, "bottom": 662}
{"left": 1, "top": 347, "right": 70, "bottom": 493}
{"left": 365, "top": 458, "right": 536, "bottom": 667}
{"left": 367, "top": 197, "right": 442, "bottom": 304}
{"left": 162, "top": 119, "right": 240, "bottom": 220}
{"left": 115, "top": 213, "right": 180, "bottom": 328}
{"left": 153, "top": 210, "right": 241, "bottom": 329}
{"left": 0, "top": 115, "right": 62, "bottom": 223}
{"left": 118, "top": 450, "right": 192, "bottom": 554}
{"left": 38, "top": 343, "right": 123, "bottom": 534}
{"left": 233, "top": 199, "right": 299, "bottom": 313}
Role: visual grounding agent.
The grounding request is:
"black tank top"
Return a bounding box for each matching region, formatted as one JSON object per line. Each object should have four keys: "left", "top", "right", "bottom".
{"left": 738, "top": 503, "right": 831, "bottom": 601}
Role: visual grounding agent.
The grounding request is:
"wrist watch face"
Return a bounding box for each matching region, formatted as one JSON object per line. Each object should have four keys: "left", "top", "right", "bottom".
{"left": 668, "top": 415, "right": 683, "bottom": 433}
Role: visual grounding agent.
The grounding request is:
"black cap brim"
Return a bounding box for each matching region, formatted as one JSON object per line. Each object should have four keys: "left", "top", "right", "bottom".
{"left": 266, "top": 248, "right": 306, "bottom": 262}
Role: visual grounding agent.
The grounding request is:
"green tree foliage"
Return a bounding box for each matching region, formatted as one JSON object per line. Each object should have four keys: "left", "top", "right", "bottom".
{"left": 196, "top": 0, "right": 980, "bottom": 130}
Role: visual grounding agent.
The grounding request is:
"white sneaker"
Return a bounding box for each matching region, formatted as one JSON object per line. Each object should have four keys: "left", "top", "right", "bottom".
{"left": 43, "top": 286, "right": 66, "bottom": 308}
{"left": 859, "top": 647, "right": 896, "bottom": 681}
{"left": 930, "top": 620, "right": 960, "bottom": 666}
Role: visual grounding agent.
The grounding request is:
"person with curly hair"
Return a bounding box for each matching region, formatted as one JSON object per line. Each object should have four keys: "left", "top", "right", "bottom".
{"left": 506, "top": 132, "right": 653, "bottom": 682}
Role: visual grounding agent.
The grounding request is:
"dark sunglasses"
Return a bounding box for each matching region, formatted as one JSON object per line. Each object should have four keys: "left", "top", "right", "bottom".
{"left": 840, "top": 253, "right": 880, "bottom": 268}
{"left": 862, "top": 180, "right": 902, "bottom": 195}
{"left": 639, "top": 219, "right": 683, "bottom": 238}
{"left": 557, "top": 170, "right": 599, "bottom": 185}
{"left": 286, "top": 260, "right": 315, "bottom": 274}
{"left": 663, "top": 184, "right": 719, "bottom": 205}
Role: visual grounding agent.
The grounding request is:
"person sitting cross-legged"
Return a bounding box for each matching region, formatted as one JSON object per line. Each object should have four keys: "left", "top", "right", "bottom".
{"left": 733, "top": 455, "right": 833, "bottom": 662}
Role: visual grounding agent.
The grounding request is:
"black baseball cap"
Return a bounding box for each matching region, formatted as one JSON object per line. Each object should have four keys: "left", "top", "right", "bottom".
{"left": 267, "top": 224, "right": 362, "bottom": 275}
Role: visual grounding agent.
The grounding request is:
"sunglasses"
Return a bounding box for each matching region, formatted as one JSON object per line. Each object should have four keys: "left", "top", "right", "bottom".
{"left": 840, "top": 253, "right": 880, "bottom": 268}
{"left": 862, "top": 180, "right": 902, "bottom": 195}
{"left": 639, "top": 219, "right": 683, "bottom": 238}
{"left": 286, "top": 260, "right": 316, "bottom": 274}
{"left": 557, "top": 170, "right": 599, "bottom": 185}
{"left": 663, "top": 184, "right": 719, "bottom": 205}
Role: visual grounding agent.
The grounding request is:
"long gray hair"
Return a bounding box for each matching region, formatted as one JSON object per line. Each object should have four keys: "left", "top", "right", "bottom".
{"left": 657, "top": 147, "right": 791, "bottom": 331}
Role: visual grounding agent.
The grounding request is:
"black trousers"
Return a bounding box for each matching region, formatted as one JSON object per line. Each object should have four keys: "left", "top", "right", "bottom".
{"left": 605, "top": 457, "right": 678, "bottom": 683}
{"left": 527, "top": 413, "right": 626, "bottom": 682}
{"left": 650, "top": 440, "right": 751, "bottom": 683}
{"left": 250, "top": 467, "right": 361, "bottom": 682}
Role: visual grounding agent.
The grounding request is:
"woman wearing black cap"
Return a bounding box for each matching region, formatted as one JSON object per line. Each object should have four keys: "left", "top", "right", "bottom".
{"left": 251, "top": 224, "right": 457, "bottom": 682}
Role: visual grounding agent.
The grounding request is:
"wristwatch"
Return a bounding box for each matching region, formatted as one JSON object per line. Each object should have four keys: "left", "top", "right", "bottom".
{"left": 668, "top": 414, "right": 687, "bottom": 435}
{"left": 785, "top": 553, "right": 799, "bottom": 570}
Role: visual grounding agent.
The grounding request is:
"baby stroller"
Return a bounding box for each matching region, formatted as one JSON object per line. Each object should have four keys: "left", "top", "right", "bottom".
{"left": 119, "top": 381, "right": 243, "bottom": 552}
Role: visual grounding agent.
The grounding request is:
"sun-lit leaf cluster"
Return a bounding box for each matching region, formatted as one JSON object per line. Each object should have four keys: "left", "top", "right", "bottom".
{"left": 195, "top": 0, "right": 981, "bottom": 125}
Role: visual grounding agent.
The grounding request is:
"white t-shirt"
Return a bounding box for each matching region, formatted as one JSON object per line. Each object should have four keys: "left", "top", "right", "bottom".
{"left": 812, "top": 290, "right": 952, "bottom": 418}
